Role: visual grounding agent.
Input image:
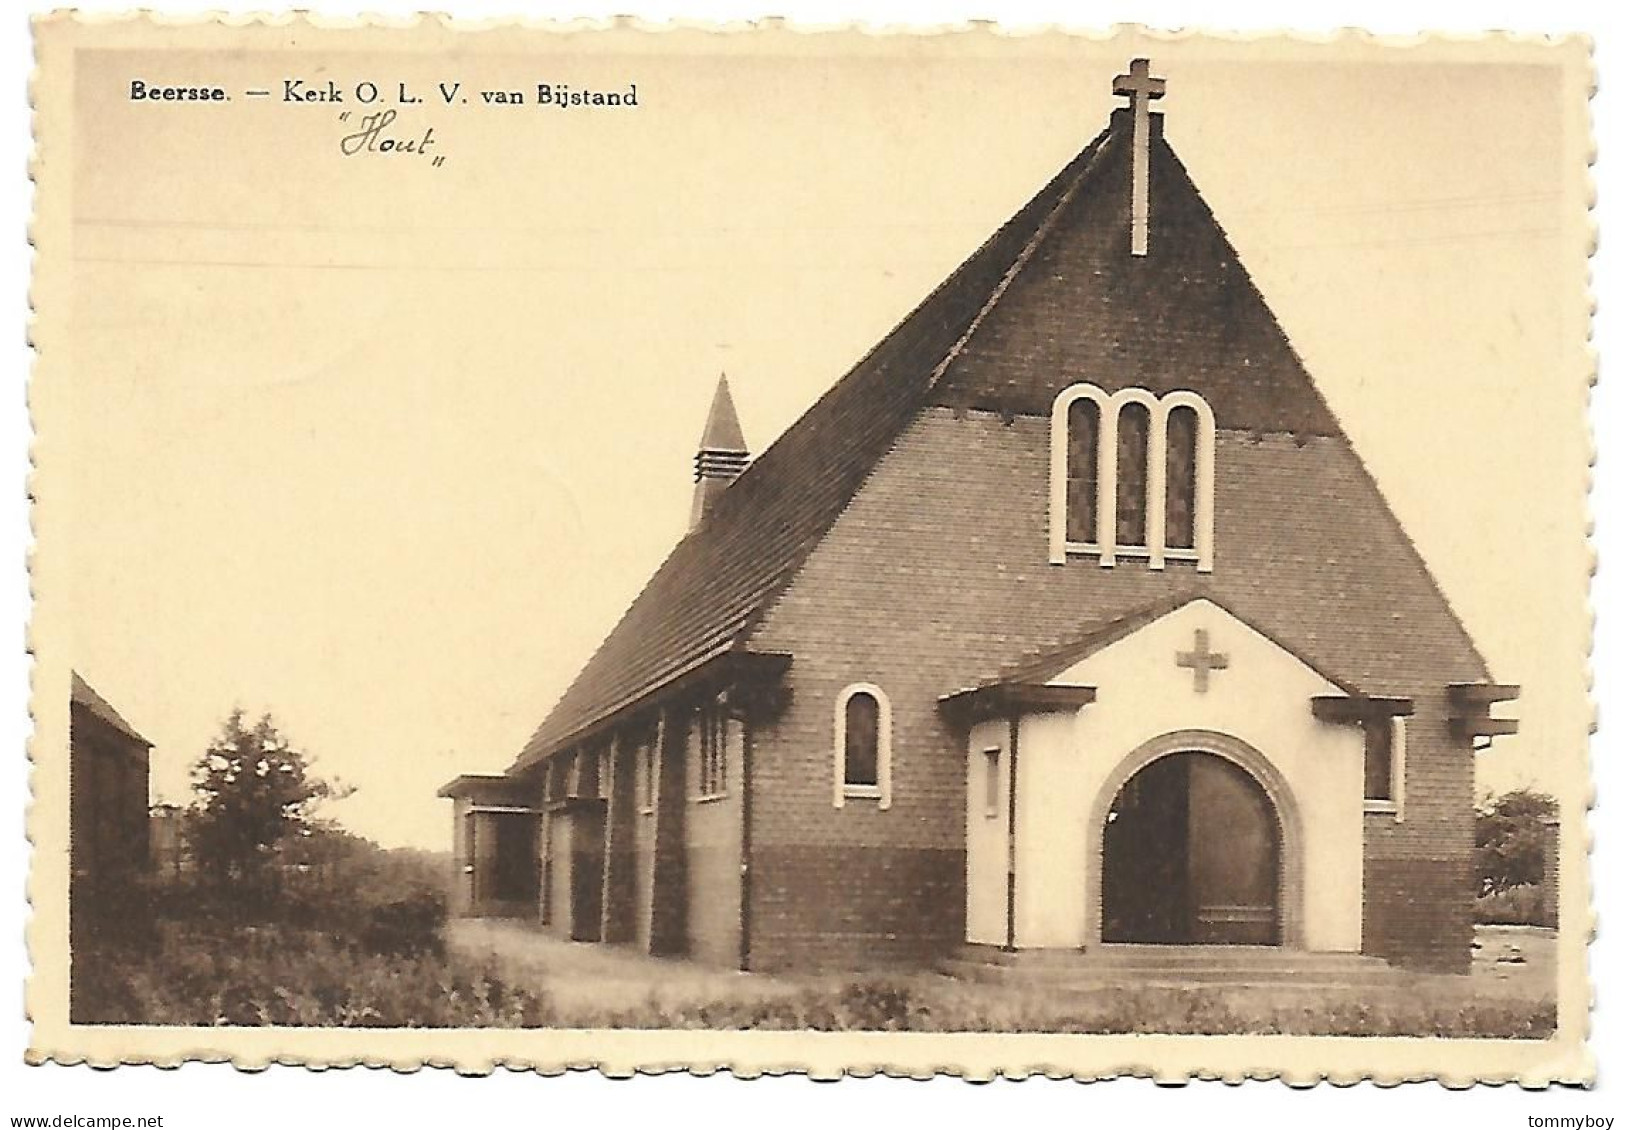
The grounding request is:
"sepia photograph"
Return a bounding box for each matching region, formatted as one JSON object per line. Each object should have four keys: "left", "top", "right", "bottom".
{"left": 24, "top": 13, "right": 1594, "bottom": 1087}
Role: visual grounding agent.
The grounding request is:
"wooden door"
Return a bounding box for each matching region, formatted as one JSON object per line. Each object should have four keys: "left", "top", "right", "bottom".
{"left": 1186, "top": 755, "right": 1280, "bottom": 944}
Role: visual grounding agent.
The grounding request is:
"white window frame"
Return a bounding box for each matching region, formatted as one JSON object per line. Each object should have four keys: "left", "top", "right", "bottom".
{"left": 1053, "top": 384, "right": 1112, "bottom": 556}
{"left": 1363, "top": 715, "right": 1406, "bottom": 821}
{"left": 833, "top": 682, "right": 892, "bottom": 810}
{"left": 1049, "top": 383, "right": 1215, "bottom": 572}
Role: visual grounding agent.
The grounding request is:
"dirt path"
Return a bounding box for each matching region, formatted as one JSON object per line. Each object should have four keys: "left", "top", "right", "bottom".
{"left": 447, "top": 919, "right": 811, "bottom": 1018}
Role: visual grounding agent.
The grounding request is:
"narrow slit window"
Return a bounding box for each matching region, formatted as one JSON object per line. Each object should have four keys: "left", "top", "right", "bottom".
{"left": 1116, "top": 402, "right": 1151, "bottom": 547}
{"left": 982, "top": 746, "right": 1001, "bottom": 818}
{"left": 546, "top": 754, "right": 570, "bottom": 803}
{"left": 697, "top": 703, "right": 727, "bottom": 798}
{"left": 640, "top": 739, "right": 657, "bottom": 811}
{"left": 1165, "top": 404, "right": 1198, "bottom": 552}
{"left": 1066, "top": 398, "right": 1100, "bottom": 544}
{"left": 577, "top": 748, "right": 602, "bottom": 798}
{"left": 843, "top": 692, "right": 880, "bottom": 789}
{"left": 1364, "top": 717, "right": 1395, "bottom": 802}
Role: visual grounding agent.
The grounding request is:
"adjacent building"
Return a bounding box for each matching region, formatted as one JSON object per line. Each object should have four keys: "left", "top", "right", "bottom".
{"left": 69, "top": 672, "right": 154, "bottom": 946}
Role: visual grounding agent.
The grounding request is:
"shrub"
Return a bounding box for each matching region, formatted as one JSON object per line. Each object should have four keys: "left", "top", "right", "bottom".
{"left": 71, "top": 921, "right": 548, "bottom": 1027}
{"left": 830, "top": 980, "right": 916, "bottom": 1030}
{"left": 1475, "top": 884, "right": 1546, "bottom": 925}
{"left": 159, "top": 840, "right": 453, "bottom": 957}
{"left": 361, "top": 889, "right": 448, "bottom": 958}
{"left": 71, "top": 874, "right": 159, "bottom": 955}
{"left": 1476, "top": 789, "right": 1557, "bottom": 894}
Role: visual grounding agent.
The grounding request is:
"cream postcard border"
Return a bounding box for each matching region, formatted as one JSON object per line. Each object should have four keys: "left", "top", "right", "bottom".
{"left": 24, "top": 14, "right": 1596, "bottom": 1083}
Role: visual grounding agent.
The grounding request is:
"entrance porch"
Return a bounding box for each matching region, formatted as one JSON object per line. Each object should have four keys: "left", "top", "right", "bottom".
{"left": 437, "top": 774, "right": 542, "bottom": 919}
{"left": 944, "top": 597, "right": 1369, "bottom": 956}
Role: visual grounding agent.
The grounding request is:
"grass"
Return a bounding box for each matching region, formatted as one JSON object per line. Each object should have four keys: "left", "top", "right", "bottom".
{"left": 72, "top": 850, "right": 1556, "bottom": 1036}
{"left": 75, "top": 917, "right": 1557, "bottom": 1035}
{"left": 447, "top": 921, "right": 1558, "bottom": 1038}
{"left": 71, "top": 850, "right": 552, "bottom": 1027}
{"left": 521, "top": 976, "right": 1555, "bottom": 1036}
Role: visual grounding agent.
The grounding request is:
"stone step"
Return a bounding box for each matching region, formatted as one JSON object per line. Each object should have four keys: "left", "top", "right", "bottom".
{"left": 955, "top": 944, "right": 1387, "bottom": 970}
{"left": 937, "top": 957, "right": 1407, "bottom": 989}
{"left": 941, "top": 945, "right": 1403, "bottom": 988}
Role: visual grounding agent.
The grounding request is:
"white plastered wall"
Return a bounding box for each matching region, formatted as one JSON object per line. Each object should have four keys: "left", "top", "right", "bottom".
{"left": 965, "top": 599, "right": 1366, "bottom": 952}
{"left": 964, "top": 717, "right": 1010, "bottom": 945}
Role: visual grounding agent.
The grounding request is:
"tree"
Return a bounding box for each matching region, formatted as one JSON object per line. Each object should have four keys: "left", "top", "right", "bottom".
{"left": 187, "top": 710, "right": 348, "bottom": 893}
{"left": 1474, "top": 787, "right": 1558, "bottom": 895}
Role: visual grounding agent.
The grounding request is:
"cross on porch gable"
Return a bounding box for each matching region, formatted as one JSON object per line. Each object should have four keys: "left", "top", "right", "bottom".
{"left": 1176, "top": 627, "right": 1229, "bottom": 693}
{"left": 1112, "top": 58, "right": 1166, "bottom": 258}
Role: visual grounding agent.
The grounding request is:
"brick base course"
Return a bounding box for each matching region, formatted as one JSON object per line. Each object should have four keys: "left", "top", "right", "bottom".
{"left": 748, "top": 844, "right": 964, "bottom": 972}
{"left": 1362, "top": 856, "right": 1473, "bottom": 972}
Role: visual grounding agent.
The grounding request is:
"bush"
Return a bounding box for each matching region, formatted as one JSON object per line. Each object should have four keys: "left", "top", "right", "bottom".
{"left": 73, "top": 831, "right": 476, "bottom": 1025}
{"left": 1475, "top": 884, "right": 1547, "bottom": 925}
{"left": 830, "top": 980, "right": 916, "bottom": 1030}
{"left": 361, "top": 889, "right": 447, "bottom": 958}
{"left": 71, "top": 874, "right": 159, "bottom": 954}
{"left": 1476, "top": 789, "right": 1557, "bottom": 894}
{"left": 71, "top": 920, "right": 547, "bottom": 1027}
{"left": 158, "top": 839, "right": 452, "bottom": 957}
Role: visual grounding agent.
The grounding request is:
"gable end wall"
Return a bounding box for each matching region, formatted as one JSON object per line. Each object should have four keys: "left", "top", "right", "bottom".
{"left": 746, "top": 407, "right": 1482, "bottom": 972}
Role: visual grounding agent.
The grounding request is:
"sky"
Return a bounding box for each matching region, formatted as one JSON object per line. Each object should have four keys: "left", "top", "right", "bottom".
{"left": 57, "top": 32, "right": 1591, "bottom": 849}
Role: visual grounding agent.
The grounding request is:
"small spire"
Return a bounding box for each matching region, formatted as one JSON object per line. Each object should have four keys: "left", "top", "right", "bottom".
{"left": 690, "top": 374, "right": 750, "bottom": 529}
{"left": 699, "top": 373, "right": 747, "bottom": 455}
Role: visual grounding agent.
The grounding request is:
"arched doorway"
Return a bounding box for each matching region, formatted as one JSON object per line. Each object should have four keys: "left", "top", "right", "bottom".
{"left": 1100, "top": 750, "right": 1282, "bottom": 945}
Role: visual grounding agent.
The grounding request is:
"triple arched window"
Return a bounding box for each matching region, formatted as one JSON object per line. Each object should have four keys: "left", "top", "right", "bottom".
{"left": 1049, "top": 384, "right": 1215, "bottom": 571}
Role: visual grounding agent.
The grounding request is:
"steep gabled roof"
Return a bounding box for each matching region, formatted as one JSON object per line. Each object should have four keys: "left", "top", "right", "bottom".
{"left": 932, "top": 111, "right": 1342, "bottom": 434}
{"left": 70, "top": 672, "right": 152, "bottom": 748}
{"left": 954, "top": 595, "right": 1194, "bottom": 691}
{"left": 511, "top": 101, "right": 1484, "bottom": 771}
{"left": 949, "top": 594, "right": 1360, "bottom": 698}
{"left": 511, "top": 126, "right": 1118, "bottom": 770}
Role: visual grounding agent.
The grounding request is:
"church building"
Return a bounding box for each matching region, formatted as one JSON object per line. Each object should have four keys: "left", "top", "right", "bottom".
{"left": 440, "top": 60, "right": 1517, "bottom": 974}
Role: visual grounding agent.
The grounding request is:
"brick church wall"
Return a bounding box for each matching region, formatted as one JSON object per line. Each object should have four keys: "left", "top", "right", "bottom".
{"left": 1359, "top": 689, "right": 1477, "bottom": 972}
{"left": 600, "top": 742, "right": 640, "bottom": 944}
{"left": 747, "top": 408, "right": 1485, "bottom": 972}
{"left": 743, "top": 597, "right": 966, "bottom": 970}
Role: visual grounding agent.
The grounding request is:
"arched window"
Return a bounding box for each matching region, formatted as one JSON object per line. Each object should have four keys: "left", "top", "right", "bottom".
{"left": 1165, "top": 405, "right": 1199, "bottom": 552}
{"left": 1050, "top": 385, "right": 1216, "bottom": 572}
{"left": 1115, "top": 402, "right": 1151, "bottom": 549}
{"left": 844, "top": 695, "right": 879, "bottom": 787}
{"left": 834, "top": 683, "right": 892, "bottom": 809}
{"left": 1065, "top": 398, "right": 1101, "bottom": 545}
